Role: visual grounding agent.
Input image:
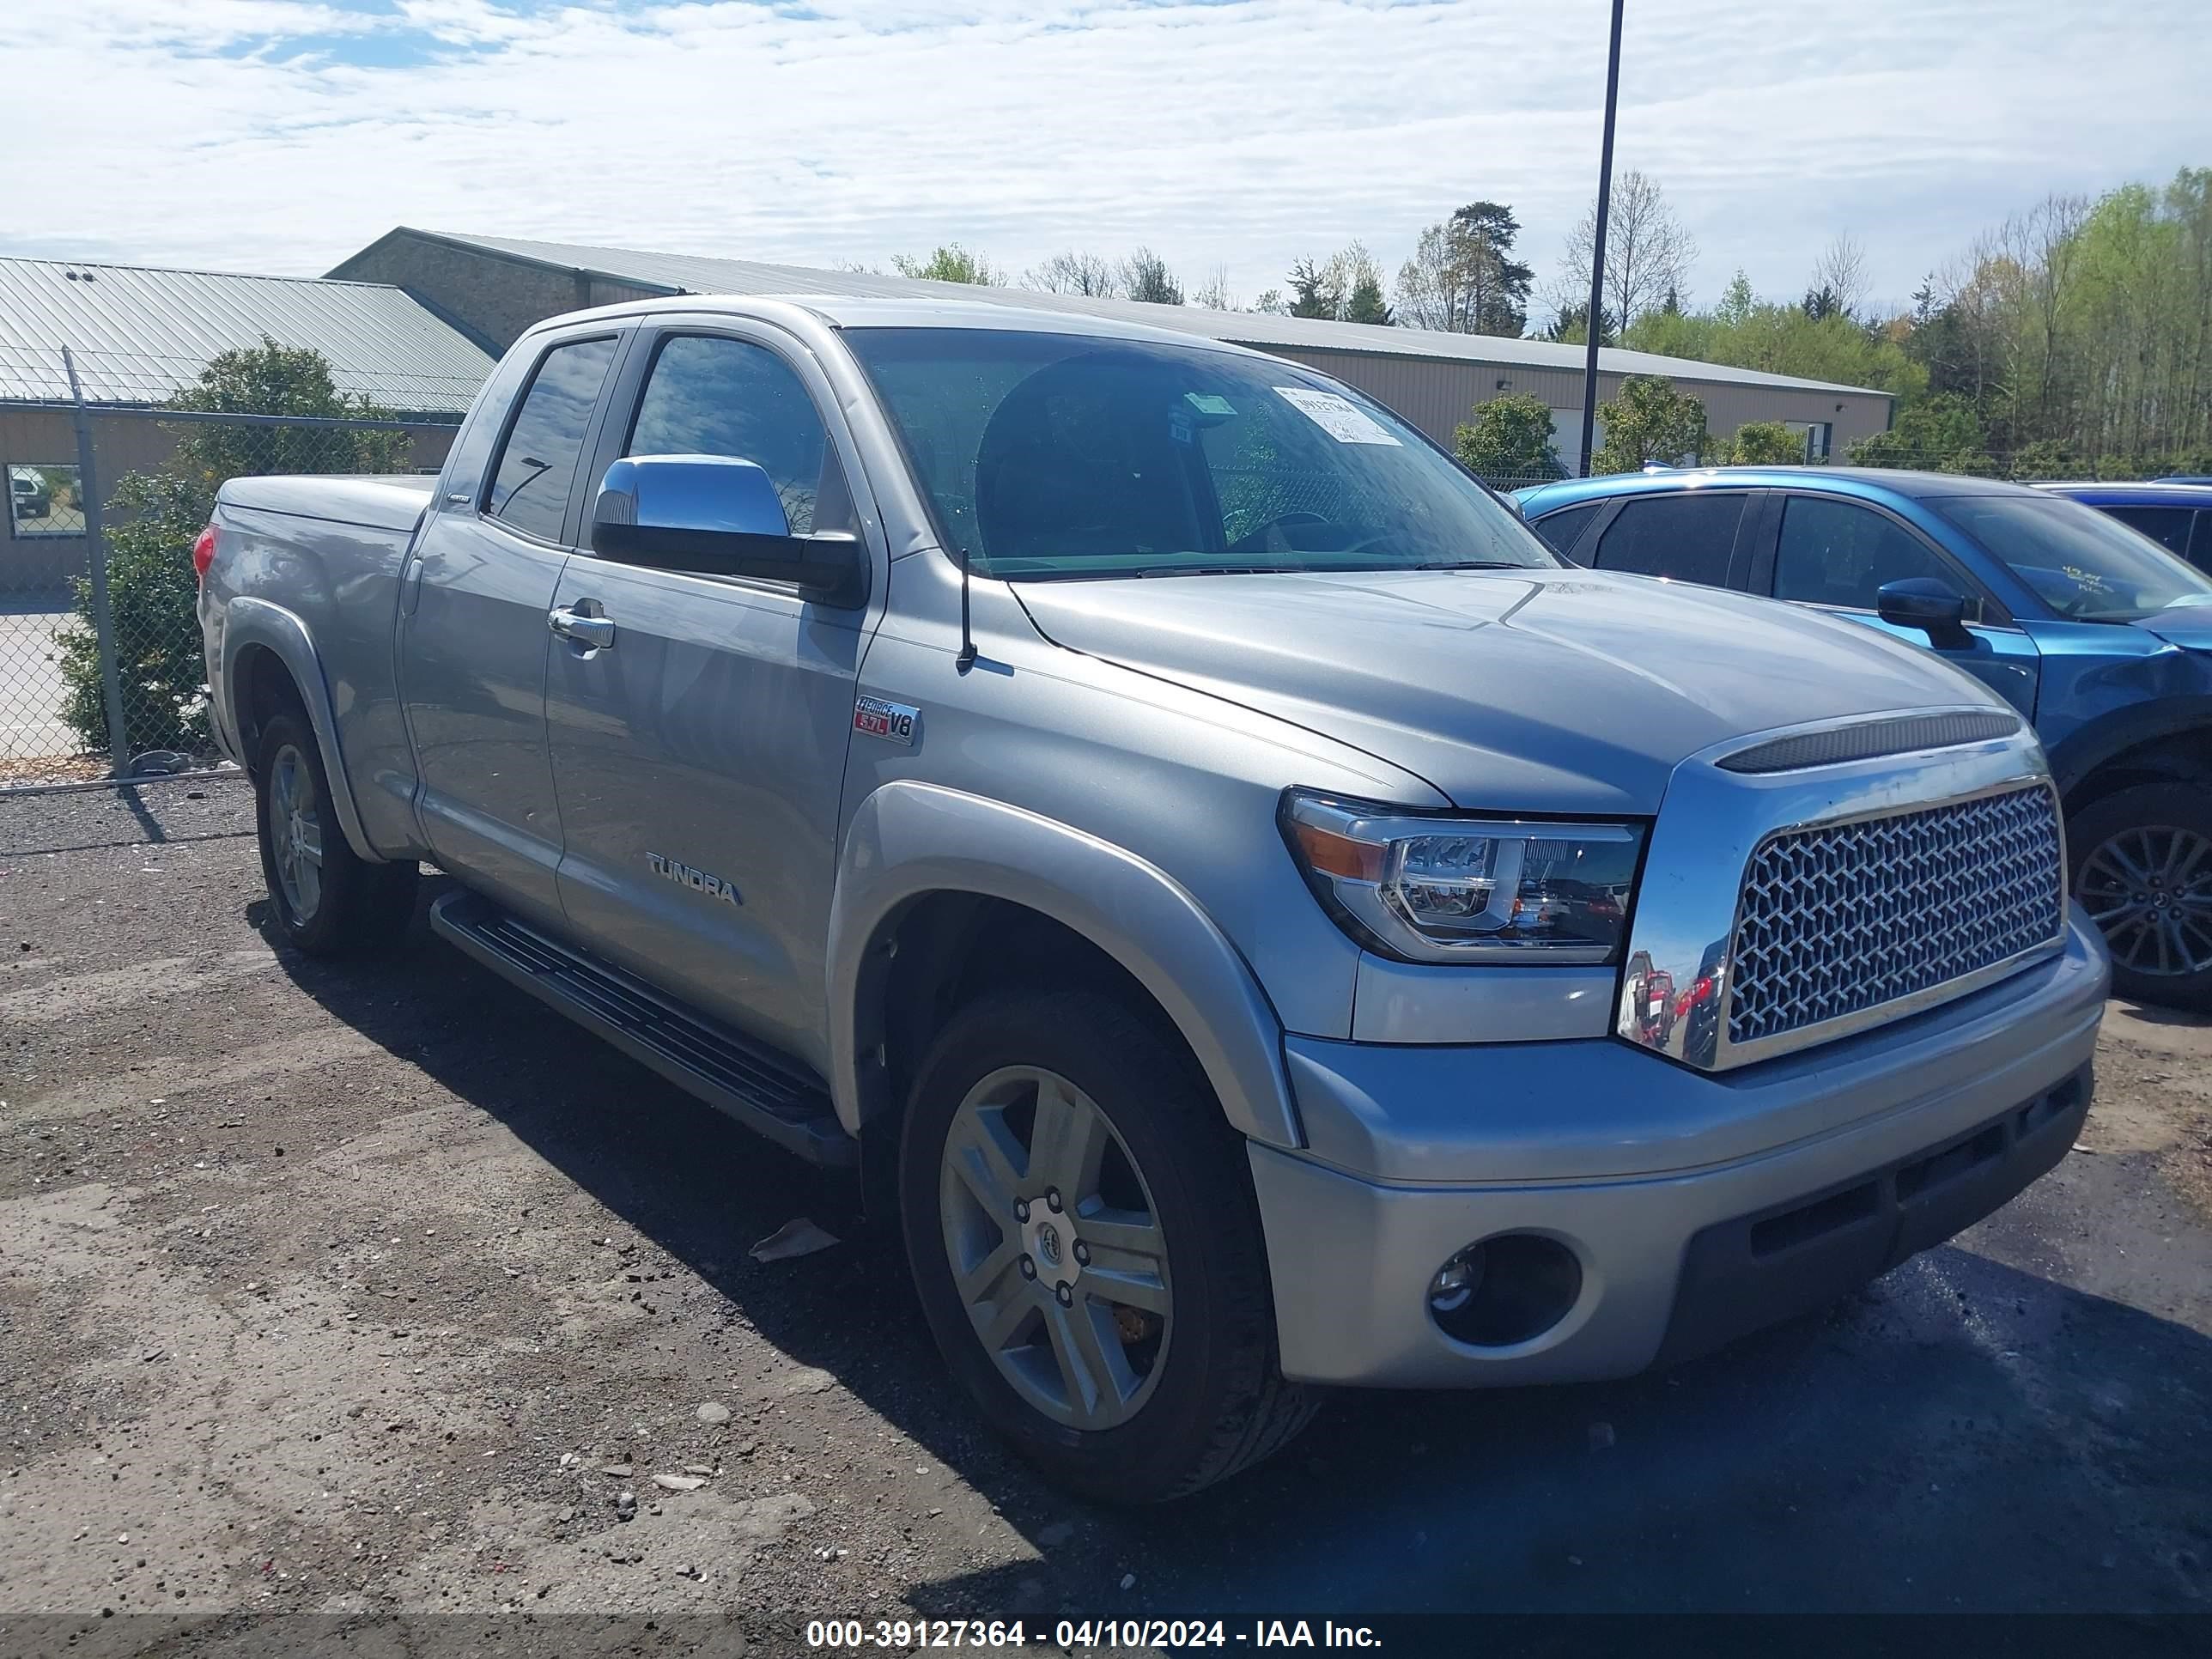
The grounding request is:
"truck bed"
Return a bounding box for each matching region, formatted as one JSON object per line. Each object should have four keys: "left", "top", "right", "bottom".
{"left": 216, "top": 471, "right": 439, "bottom": 533}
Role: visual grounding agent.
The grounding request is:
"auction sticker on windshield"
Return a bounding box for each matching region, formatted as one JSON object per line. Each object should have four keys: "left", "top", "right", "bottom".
{"left": 1273, "top": 386, "right": 1401, "bottom": 445}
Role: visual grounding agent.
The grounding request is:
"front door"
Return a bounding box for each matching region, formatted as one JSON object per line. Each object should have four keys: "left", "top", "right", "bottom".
{"left": 400, "top": 331, "right": 623, "bottom": 918}
{"left": 544, "top": 325, "right": 880, "bottom": 1064}
{"left": 1762, "top": 492, "right": 2042, "bottom": 716}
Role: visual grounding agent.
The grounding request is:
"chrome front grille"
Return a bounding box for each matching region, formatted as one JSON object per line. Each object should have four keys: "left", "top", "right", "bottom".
{"left": 1726, "top": 784, "right": 2065, "bottom": 1050}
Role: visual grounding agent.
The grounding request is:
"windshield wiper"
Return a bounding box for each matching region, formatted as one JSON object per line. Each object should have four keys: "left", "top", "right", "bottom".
{"left": 1410, "top": 560, "right": 1533, "bottom": 570}
{"left": 1133, "top": 563, "right": 1314, "bottom": 578}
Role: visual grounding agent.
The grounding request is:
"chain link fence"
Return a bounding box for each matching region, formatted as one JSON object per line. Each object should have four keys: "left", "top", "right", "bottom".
{"left": 2, "top": 345, "right": 468, "bottom": 782}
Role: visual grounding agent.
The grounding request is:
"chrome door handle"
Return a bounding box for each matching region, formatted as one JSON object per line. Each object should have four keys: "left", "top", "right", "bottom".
{"left": 548, "top": 605, "right": 615, "bottom": 649}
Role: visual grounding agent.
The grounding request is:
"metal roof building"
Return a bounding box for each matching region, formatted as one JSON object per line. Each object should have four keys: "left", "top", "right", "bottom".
{"left": 0, "top": 256, "right": 495, "bottom": 411}
{"left": 331, "top": 227, "right": 1897, "bottom": 460}
{"left": 1, "top": 257, "right": 490, "bottom": 594}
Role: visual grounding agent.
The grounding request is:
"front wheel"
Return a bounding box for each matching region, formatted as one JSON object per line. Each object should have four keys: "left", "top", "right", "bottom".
{"left": 898, "top": 989, "right": 1317, "bottom": 1503}
{"left": 2069, "top": 781, "right": 2212, "bottom": 1010}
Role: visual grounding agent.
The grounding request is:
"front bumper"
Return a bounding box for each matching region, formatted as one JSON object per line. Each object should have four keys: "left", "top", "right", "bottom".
{"left": 1250, "top": 908, "right": 2108, "bottom": 1388}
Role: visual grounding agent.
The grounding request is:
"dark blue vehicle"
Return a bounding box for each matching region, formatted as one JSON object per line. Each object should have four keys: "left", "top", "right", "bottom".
{"left": 1516, "top": 466, "right": 2212, "bottom": 1007}
{"left": 2032, "top": 480, "right": 2212, "bottom": 571}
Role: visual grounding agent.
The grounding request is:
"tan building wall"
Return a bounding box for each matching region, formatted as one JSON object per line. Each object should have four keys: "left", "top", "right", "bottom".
{"left": 3, "top": 405, "right": 453, "bottom": 597}
{"left": 1260, "top": 343, "right": 1893, "bottom": 460}
{"left": 331, "top": 234, "right": 670, "bottom": 354}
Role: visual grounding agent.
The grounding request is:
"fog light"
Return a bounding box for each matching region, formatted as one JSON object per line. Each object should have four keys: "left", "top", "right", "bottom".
{"left": 1427, "top": 1233, "right": 1583, "bottom": 1348}
{"left": 1427, "top": 1245, "right": 1486, "bottom": 1315}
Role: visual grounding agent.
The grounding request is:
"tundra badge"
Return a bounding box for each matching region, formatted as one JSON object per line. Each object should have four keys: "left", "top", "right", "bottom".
{"left": 854, "top": 696, "right": 920, "bottom": 746}
{"left": 647, "top": 852, "right": 741, "bottom": 905}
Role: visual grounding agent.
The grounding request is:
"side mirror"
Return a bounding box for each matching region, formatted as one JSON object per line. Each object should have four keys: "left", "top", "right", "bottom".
{"left": 591, "top": 455, "right": 867, "bottom": 608}
{"left": 1876, "top": 576, "right": 1972, "bottom": 649}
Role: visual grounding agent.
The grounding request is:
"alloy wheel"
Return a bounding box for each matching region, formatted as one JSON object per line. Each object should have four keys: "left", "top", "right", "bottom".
{"left": 937, "top": 1065, "right": 1171, "bottom": 1431}
{"left": 2077, "top": 823, "right": 2212, "bottom": 977}
{"left": 267, "top": 744, "right": 325, "bottom": 924}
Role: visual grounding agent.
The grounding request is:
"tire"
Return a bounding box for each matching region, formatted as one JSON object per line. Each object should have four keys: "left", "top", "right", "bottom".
{"left": 898, "top": 988, "right": 1318, "bottom": 1504}
{"left": 253, "top": 709, "right": 417, "bottom": 956}
{"left": 2069, "top": 781, "right": 2212, "bottom": 1010}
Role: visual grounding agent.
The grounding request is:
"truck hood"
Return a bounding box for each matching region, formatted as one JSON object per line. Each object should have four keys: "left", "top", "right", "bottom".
{"left": 1015, "top": 568, "right": 2005, "bottom": 815}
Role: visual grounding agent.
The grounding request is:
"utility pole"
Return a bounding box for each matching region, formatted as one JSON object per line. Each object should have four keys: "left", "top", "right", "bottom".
{"left": 1577, "top": 0, "right": 1626, "bottom": 478}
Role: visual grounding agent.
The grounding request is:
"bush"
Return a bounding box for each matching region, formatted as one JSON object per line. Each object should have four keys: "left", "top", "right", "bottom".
{"left": 1724, "top": 420, "right": 1805, "bottom": 465}
{"left": 1455, "top": 392, "right": 1563, "bottom": 483}
{"left": 57, "top": 340, "right": 411, "bottom": 757}
{"left": 1593, "top": 374, "right": 1711, "bottom": 473}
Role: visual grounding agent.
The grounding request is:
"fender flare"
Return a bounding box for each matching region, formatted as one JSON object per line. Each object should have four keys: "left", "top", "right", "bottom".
{"left": 219, "top": 596, "right": 384, "bottom": 863}
{"left": 825, "top": 781, "right": 1302, "bottom": 1150}
{"left": 2045, "top": 696, "right": 2212, "bottom": 801}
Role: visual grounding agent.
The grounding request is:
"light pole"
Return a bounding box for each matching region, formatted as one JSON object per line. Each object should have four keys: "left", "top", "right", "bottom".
{"left": 1577, "top": 0, "right": 1626, "bottom": 478}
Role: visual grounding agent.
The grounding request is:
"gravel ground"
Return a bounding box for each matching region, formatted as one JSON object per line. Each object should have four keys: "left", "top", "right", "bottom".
{"left": 2, "top": 777, "right": 2209, "bottom": 1646}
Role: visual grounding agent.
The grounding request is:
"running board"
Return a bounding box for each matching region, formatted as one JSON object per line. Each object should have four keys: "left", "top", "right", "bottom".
{"left": 428, "top": 889, "right": 854, "bottom": 1168}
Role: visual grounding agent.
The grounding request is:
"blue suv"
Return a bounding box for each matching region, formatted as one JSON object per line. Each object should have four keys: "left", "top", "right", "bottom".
{"left": 2032, "top": 480, "right": 2212, "bottom": 571}
{"left": 1516, "top": 466, "right": 2212, "bottom": 1008}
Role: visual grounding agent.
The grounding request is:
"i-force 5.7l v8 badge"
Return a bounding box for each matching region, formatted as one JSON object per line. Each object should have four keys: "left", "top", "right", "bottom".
{"left": 853, "top": 696, "right": 920, "bottom": 746}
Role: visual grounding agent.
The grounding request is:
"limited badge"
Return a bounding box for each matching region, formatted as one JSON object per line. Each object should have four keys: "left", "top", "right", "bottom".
{"left": 853, "top": 696, "right": 920, "bottom": 746}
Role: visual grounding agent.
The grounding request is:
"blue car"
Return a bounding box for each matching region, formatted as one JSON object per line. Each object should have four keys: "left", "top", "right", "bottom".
{"left": 1516, "top": 466, "right": 2212, "bottom": 1008}
{"left": 2032, "top": 479, "right": 2212, "bottom": 570}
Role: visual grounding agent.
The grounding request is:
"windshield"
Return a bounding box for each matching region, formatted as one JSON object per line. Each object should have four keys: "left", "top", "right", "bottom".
{"left": 844, "top": 327, "right": 1554, "bottom": 580}
{"left": 1935, "top": 493, "right": 2212, "bottom": 622}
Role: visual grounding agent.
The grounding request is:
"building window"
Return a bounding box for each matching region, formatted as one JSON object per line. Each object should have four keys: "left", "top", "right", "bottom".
{"left": 7, "top": 464, "right": 85, "bottom": 538}
{"left": 1796, "top": 422, "right": 1833, "bottom": 461}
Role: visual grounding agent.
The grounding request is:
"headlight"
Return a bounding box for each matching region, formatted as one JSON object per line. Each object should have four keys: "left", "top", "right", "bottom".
{"left": 1280, "top": 791, "right": 1644, "bottom": 964}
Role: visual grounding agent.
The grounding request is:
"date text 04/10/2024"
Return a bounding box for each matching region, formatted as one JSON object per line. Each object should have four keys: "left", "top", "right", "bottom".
{"left": 803, "top": 1619, "right": 1382, "bottom": 1650}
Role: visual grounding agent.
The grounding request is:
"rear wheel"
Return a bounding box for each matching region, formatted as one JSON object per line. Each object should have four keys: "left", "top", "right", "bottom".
{"left": 898, "top": 989, "right": 1317, "bottom": 1503}
{"left": 254, "top": 710, "right": 417, "bottom": 956}
{"left": 2069, "top": 781, "right": 2212, "bottom": 1010}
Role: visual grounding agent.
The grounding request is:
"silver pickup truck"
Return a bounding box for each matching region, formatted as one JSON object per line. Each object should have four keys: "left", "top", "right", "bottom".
{"left": 199, "top": 295, "right": 2109, "bottom": 1503}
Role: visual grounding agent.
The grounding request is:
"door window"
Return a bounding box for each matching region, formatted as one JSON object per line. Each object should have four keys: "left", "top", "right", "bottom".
{"left": 2103, "top": 505, "right": 2194, "bottom": 557}
{"left": 1772, "top": 495, "right": 1954, "bottom": 610}
{"left": 485, "top": 336, "right": 619, "bottom": 542}
{"left": 1530, "top": 503, "right": 1599, "bottom": 559}
{"left": 628, "top": 335, "right": 853, "bottom": 535}
{"left": 1589, "top": 493, "right": 1746, "bottom": 586}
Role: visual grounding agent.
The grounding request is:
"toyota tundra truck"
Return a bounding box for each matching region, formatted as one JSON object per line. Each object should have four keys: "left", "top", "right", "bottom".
{"left": 197, "top": 295, "right": 2110, "bottom": 1503}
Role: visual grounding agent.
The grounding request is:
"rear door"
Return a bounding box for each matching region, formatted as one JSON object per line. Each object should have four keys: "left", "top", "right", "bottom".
{"left": 1754, "top": 490, "right": 2041, "bottom": 716}
{"left": 400, "top": 328, "right": 626, "bottom": 920}
{"left": 1526, "top": 501, "right": 1603, "bottom": 561}
{"left": 2100, "top": 503, "right": 2195, "bottom": 560}
{"left": 542, "top": 319, "right": 884, "bottom": 1060}
{"left": 1583, "top": 489, "right": 1763, "bottom": 589}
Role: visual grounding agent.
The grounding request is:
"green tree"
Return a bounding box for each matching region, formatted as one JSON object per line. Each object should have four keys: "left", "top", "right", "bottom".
{"left": 1344, "top": 269, "right": 1394, "bottom": 325}
{"left": 1393, "top": 200, "right": 1532, "bottom": 334}
{"left": 1287, "top": 256, "right": 1339, "bottom": 319}
{"left": 1715, "top": 270, "right": 1756, "bottom": 328}
{"left": 1725, "top": 420, "right": 1806, "bottom": 465}
{"left": 1286, "top": 244, "right": 1390, "bottom": 323}
{"left": 56, "top": 340, "right": 412, "bottom": 756}
{"left": 1455, "top": 392, "right": 1562, "bottom": 482}
{"left": 1592, "top": 374, "right": 1710, "bottom": 473}
{"left": 891, "top": 244, "right": 1005, "bottom": 284}
{"left": 1541, "top": 300, "right": 1614, "bottom": 346}
{"left": 1847, "top": 392, "right": 1997, "bottom": 474}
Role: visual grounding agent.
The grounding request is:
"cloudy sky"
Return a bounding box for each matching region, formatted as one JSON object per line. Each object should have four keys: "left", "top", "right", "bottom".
{"left": 3, "top": 0, "right": 2203, "bottom": 319}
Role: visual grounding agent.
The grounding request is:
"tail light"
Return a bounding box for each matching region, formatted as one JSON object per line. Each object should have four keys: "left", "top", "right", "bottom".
{"left": 191, "top": 523, "right": 216, "bottom": 581}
